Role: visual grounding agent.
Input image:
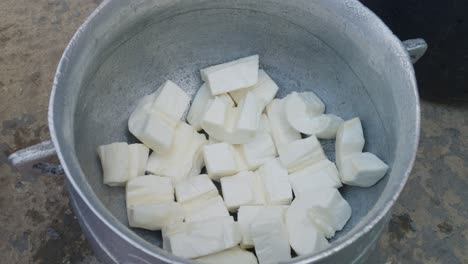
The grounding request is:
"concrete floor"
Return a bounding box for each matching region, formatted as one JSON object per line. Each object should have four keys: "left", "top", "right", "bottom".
{"left": 0, "top": 0, "right": 466, "bottom": 263}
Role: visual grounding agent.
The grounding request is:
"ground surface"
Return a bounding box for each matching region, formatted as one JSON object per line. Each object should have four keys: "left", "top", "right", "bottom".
{"left": 0, "top": 0, "right": 466, "bottom": 263}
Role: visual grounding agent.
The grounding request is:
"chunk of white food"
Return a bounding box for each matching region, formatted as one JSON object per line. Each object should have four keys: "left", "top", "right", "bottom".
{"left": 289, "top": 159, "right": 342, "bottom": 198}
{"left": 233, "top": 144, "right": 249, "bottom": 172}
{"left": 126, "top": 175, "right": 174, "bottom": 206}
{"left": 307, "top": 206, "right": 337, "bottom": 238}
{"left": 278, "top": 135, "right": 327, "bottom": 173}
{"left": 286, "top": 113, "right": 343, "bottom": 139}
{"left": 229, "top": 69, "right": 279, "bottom": 106}
{"left": 240, "top": 132, "right": 277, "bottom": 170}
{"left": 257, "top": 158, "right": 292, "bottom": 205}
{"left": 299, "top": 188, "right": 352, "bottom": 237}
{"left": 146, "top": 122, "right": 207, "bottom": 183}
{"left": 286, "top": 198, "right": 329, "bottom": 256}
{"left": 187, "top": 146, "right": 206, "bottom": 179}
{"left": 130, "top": 110, "right": 177, "bottom": 153}
{"left": 237, "top": 205, "right": 288, "bottom": 248}
{"left": 203, "top": 142, "right": 239, "bottom": 181}
{"left": 167, "top": 216, "right": 242, "bottom": 259}
{"left": 201, "top": 55, "right": 259, "bottom": 95}
{"left": 265, "top": 99, "right": 301, "bottom": 150}
{"left": 201, "top": 93, "right": 264, "bottom": 144}
{"left": 187, "top": 84, "right": 235, "bottom": 131}
{"left": 125, "top": 175, "right": 180, "bottom": 231}
{"left": 220, "top": 171, "right": 266, "bottom": 212}
{"left": 335, "top": 117, "right": 365, "bottom": 169}
{"left": 201, "top": 97, "right": 231, "bottom": 142}
{"left": 250, "top": 208, "right": 291, "bottom": 264}
{"left": 339, "top": 152, "right": 389, "bottom": 187}
{"left": 284, "top": 91, "right": 325, "bottom": 123}
{"left": 151, "top": 80, "right": 191, "bottom": 120}
{"left": 127, "top": 143, "right": 149, "bottom": 180}
{"left": 97, "top": 142, "right": 129, "bottom": 186}
{"left": 174, "top": 174, "right": 218, "bottom": 203}
{"left": 314, "top": 115, "right": 344, "bottom": 139}
{"left": 195, "top": 246, "right": 258, "bottom": 264}
{"left": 127, "top": 201, "right": 184, "bottom": 231}
{"left": 128, "top": 81, "right": 190, "bottom": 153}
{"left": 183, "top": 196, "right": 230, "bottom": 223}
{"left": 236, "top": 92, "right": 266, "bottom": 137}
{"left": 187, "top": 83, "right": 212, "bottom": 131}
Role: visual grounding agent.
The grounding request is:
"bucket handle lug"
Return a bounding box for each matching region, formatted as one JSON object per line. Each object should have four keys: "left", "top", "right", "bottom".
{"left": 8, "top": 140, "right": 63, "bottom": 177}
{"left": 402, "top": 38, "right": 428, "bottom": 64}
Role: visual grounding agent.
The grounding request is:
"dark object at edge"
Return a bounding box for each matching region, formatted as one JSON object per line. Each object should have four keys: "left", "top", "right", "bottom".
{"left": 360, "top": 0, "right": 468, "bottom": 102}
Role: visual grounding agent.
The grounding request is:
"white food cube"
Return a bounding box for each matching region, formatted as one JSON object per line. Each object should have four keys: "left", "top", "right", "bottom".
{"left": 187, "top": 84, "right": 235, "bottom": 132}
{"left": 201, "top": 94, "right": 262, "bottom": 144}
{"left": 175, "top": 174, "right": 218, "bottom": 203}
{"left": 240, "top": 132, "right": 277, "bottom": 170}
{"left": 187, "top": 84, "right": 212, "bottom": 131}
{"left": 127, "top": 201, "right": 184, "bottom": 231}
{"left": 200, "top": 97, "right": 231, "bottom": 142}
{"left": 278, "top": 135, "right": 327, "bottom": 173}
{"left": 238, "top": 205, "right": 288, "bottom": 248}
{"left": 183, "top": 196, "right": 230, "bottom": 222}
{"left": 286, "top": 198, "right": 329, "bottom": 256}
{"left": 286, "top": 111, "right": 344, "bottom": 139}
{"left": 162, "top": 221, "right": 185, "bottom": 252}
{"left": 335, "top": 117, "right": 365, "bottom": 169}
{"left": 151, "top": 80, "right": 190, "bottom": 120}
{"left": 229, "top": 69, "right": 279, "bottom": 106}
{"left": 307, "top": 206, "right": 337, "bottom": 238}
{"left": 203, "top": 143, "right": 238, "bottom": 180}
{"left": 221, "top": 171, "right": 266, "bottom": 212}
{"left": 146, "top": 122, "right": 207, "bottom": 182}
{"left": 250, "top": 208, "right": 291, "bottom": 264}
{"left": 257, "top": 159, "right": 292, "bottom": 205}
{"left": 126, "top": 175, "right": 174, "bottom": 206}
{"left": 186, "top": 146, "right": 206, "bottom": 178}
{"left": 201, "top": 55, "right": 259, "bottom": 95}
{"left": 235, "top": 92, "right": 265, "bottom": 136}
{"left": 284, "top": 91, "right": 325, "bottom": 123}
{"left": 301, "top": 188, "right": 352, "bottom": 235}
{"left": 233, "top": 145, "right": 249, "bottom": 172}
{"left": 195, "top": 246, "right": 258, "bottom": 264}
{"left": 97, "top": 142, "right": 129, "bottom": 186}
{"left": 125, "top": 175, "right": 180, "bottom": 231}
{"left": 167, "top": 216, "right": 242, "bottom": 259}
{"left": 339, "top": 152, "right": 389, "bottom": 187}
{"left": 140, "top": 111, "right": 177, "bottom": 152}
{"left": 128, "top": 143, "right": 149, "bottom": 180}
{"left": 284, "top": 91, "right": 343, "bottom": 138}
{"left": 314, "top": 114, "right": 344, "bottom": 139}
{"left": 266, "top": 99, "right": 301, "bottom": 150}
{"left": 128, "top": 81, "right": 189, "bottom": 153}
{"left": 129, "top": 107, "right": 177, "bottom": 153}
{"left": 289, "top": 159, "right": 342, "bottom": 198}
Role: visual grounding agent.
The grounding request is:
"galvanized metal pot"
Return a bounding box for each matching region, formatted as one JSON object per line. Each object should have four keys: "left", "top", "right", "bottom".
{"left": 9, "top": 0, "right": 427, "bottom": 263}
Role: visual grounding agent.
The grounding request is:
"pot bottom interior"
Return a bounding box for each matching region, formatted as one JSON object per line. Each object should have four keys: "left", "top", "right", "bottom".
{"left": 73, "top": 7, "right": 392, "bottom": 249}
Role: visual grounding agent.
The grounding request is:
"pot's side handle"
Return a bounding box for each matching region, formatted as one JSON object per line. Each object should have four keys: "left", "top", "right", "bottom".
{"left": 8, "top": 140, "right": 64, "bottom": 176}
{"left": 402, "top": 38, "right": 428, "bottom": 64}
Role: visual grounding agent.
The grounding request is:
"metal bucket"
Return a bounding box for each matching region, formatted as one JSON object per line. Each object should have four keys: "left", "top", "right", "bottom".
{"left": 9, "top": 0, "right": 427, "bottom": 263}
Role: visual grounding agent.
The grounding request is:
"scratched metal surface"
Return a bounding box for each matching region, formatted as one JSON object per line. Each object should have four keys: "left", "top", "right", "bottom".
{"left": 0, "top": 0, "right": 466, "bottom": 263}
